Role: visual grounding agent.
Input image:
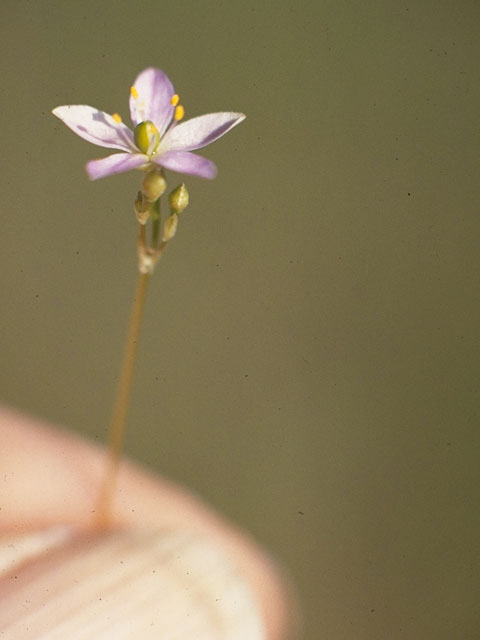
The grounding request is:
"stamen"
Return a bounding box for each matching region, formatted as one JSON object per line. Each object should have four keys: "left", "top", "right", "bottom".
{"left": 170, "top": 94, "right": 180, "bottom": 106}
{"left": 112, "top": 113, "right": 122, "bottom": 123}
{"left": 130, "top": 86, "right": 139, "bottom": 99}
{"left": 174, "top": 105, "right": 185, "bottom": 121}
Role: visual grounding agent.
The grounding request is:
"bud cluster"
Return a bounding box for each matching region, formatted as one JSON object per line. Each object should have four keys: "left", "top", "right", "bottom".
{"left": 160, "top": 182, "right": 189, "bottom": 242}
{"left": 134, "top": 169, "right": 167, "bottom": 224}
{"left": 135, "top": 171, "right": 190, "bottom": 274}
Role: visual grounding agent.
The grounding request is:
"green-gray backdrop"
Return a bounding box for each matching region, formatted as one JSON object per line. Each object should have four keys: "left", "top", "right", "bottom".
{"left": 1, "top": 1, "right": 479, "bottom": 638}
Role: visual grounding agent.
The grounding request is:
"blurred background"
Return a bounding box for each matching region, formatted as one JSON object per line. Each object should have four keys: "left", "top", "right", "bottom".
{"left": 1, "top": 1, "right": 479, "bottom": 638}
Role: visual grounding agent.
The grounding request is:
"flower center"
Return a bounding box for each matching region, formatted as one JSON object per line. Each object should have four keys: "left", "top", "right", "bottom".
{"left": 134, "top": 121, "right": 160, "bottom": 155}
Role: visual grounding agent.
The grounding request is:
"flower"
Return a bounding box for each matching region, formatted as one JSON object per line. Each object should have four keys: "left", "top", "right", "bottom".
{"left": 52, "top": 67, "right": 246, "bottom": 181}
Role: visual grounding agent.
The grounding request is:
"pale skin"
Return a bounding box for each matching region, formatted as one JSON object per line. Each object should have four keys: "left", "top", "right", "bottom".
{"left": 0, "top": 406, "right": 293, "bottom": 639}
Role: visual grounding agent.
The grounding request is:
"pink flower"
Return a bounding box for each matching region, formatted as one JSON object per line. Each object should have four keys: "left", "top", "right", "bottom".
{"left": 52, "top": 67, "right": 246, "bottom": 180}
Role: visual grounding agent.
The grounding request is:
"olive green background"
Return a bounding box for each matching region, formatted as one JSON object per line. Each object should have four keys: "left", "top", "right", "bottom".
{"left": 1, "top": 1, "right": 479, "bottom": 638}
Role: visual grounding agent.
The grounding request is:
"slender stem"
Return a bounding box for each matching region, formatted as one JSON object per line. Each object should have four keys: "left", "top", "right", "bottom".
{"left": 94, "top": 269, "right": 150, "bottom": 529}
{"left": 151, "top": 198, "right": 161, "bottom": 249}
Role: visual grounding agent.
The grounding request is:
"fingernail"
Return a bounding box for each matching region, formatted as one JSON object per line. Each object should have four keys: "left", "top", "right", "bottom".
{"left": 0, "top": 527, "right": 265, "bottom": 639}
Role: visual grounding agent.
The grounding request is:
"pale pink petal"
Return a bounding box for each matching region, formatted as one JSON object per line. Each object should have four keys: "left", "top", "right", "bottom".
{"left": 129, "top": 68, "right": 175, "bottom": 135}
{"left": 159, "top": 112, "right": 246, "bottom": 152}
{"left": 86, "top": 153, "right": 148, "bottom": 180}
{"left": 153, "top": 151, "right": 217, "bottom": 179}
{"left": 52, "top": 106, "right": 135, "bottom": 151}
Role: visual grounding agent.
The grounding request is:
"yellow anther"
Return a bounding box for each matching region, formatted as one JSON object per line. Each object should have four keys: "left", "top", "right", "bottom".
{"left": 170, "top": 94, "right": 180, "bottom": 106}
{"left": 174, "top": 105, "right": 185, "bottom": 121}
{"left": 130, "top": 86, "right": 139, "bottom": 99}
{"left": 112, "top": 113, "right": 122, "bottom": 123}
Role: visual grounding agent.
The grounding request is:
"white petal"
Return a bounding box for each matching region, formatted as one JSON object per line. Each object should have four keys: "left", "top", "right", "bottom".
{"left": 153, "top": 150, "right": 217, "bottom": 179}
{"left": 129, "top": 67, "right": 175, "bottom": 135}
{"left": 159, "top": 112, "right": 246, "bottom": 152}
{"left": 86, "top": 153, "right": 148, "bottom": 180}
{"left": 52, "top": 106, "right": 136, "bottom": 151}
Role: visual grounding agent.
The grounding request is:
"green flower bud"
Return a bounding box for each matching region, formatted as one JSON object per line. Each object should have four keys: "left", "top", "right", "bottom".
{"left": 134, "top": 121, "right": 160, "bottom": 155}
{"left": 168, "top": 183, "right": 189, "bottom": 214}
{"left": 134, "top": 191, "right": 151, "bottom": 224}
{"left": 162, "top": 213, "right": 178, "bottom": 241}
{"left": 142, "top": 170, "right": 167, "bottom": 202}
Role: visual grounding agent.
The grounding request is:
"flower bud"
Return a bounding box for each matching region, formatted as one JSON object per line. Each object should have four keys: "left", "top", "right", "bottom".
{"left": 162, "top": 213, "right": 178, "bottom": 242}
{"left": 134, "top": 121, "right": 160, "bottom": 155}
{"left": 134, "top": 191, "right": 151, "bottom": 225}
{"left": 168, "top": 184, "right": 189, "bottom": 214}
{"left": 142, "top": 170, "right": 167, "bottom": 202}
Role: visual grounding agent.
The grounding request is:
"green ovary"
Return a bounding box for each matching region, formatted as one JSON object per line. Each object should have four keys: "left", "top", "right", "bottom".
{"left": 134, "top": 121, "right": 160, "bottom": 155}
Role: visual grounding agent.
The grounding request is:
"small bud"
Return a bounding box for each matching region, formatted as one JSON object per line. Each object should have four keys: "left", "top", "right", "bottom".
{"left": 162, "top": 213, "right": 178, "bottom": 242}
{"left": 142, "top": 170, "right": 167, "bottom": 202}
{"left": 134, "top": 191, "right": 151, "bottom": 224}
{"left": 168, "top": 184, "right": 189, "bottom": 214}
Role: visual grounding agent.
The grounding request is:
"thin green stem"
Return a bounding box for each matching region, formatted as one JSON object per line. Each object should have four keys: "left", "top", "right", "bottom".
{"left": 151, "top": 197, "right": 161, "bottom": 249}
{"left": 94, "top": 268, "right": 150, "bottom": 529}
